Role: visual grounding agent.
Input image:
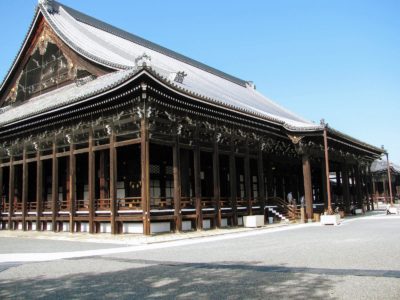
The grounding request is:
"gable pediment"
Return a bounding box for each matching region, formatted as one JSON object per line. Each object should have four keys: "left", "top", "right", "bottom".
{"left": 1, "top": 14, "right": 110, "bottom": 107}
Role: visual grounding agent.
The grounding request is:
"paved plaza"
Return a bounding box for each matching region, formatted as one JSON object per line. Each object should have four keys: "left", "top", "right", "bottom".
{"left": 0, "top": 212, "right": 399, "bottom": 299}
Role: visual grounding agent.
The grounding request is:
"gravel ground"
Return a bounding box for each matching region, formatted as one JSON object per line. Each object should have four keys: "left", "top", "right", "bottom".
{"left": 0, "top": 214, "right": 399, "bottom": 299}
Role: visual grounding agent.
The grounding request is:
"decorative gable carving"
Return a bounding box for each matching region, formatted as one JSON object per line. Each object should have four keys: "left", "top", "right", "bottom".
{"left": 1, "top": 19, "right": 110, "bottom": 107}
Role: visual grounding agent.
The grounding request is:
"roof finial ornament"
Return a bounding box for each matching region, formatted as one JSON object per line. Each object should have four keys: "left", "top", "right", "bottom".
{"left": 135, "top": 53, "right": 152, "bottom": 68}
{"left": 39, "top": 0, "right": 55, "bottom": 13}
{"left": 174, "top": 71, "right": 187, "bottom": 84}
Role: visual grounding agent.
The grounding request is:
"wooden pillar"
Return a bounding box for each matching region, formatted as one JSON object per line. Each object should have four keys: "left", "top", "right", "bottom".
{"left": 244, "top": 142, "right": 252, "bottom": 215}
{"left": 22, "top": 148, "right": 28, "bottom": 231}
{"left": 69, "top": 143, "right": 76, "bottom": 233}
{"left": 194, "top": 128, "right": 202, "bottom": 230}
{"left": 355, "top": 164, "right": 363, "bottom": 209}
{"left": 369, "top": 165, "right": 375, "bottom": 210}
{"left": 0, "top": 166, "right": 3, "bottom": 219}
{"left": 141, "top": 117, "right": 150, "bottom": 235}
{"left": 229, "top": 142, "right": 237, "bottom": 226}
{"left": 342, "top": 164, "right": 351, "bottom": 213}
{"left": 302, "top": 154, "right": 313, "bottom": 222}
{"left": 321, "top": 161, "right": 328, "bottom": 208}
{"left": 257, "top": 147, "right": 266, "bottom": 220}
{"left": 213, "top": 138, "right": 221, "bottom": 227}
{"left": 385, "top": 153, "right": 393, "bottom": 205}
{"left": 51, "top": 140, "right": 58, "bottom": 231}
{"left": 8, "top": 156, "right": 14, "bottom": 230}
{"left": 99, "top": 151, "right": 106, "bottom": 200}
{"left": 88, "top": 129, "right": 95, "bottom": 233}
{"left": 110, "top": 131, "right": 117, "bottom": 234}
{"left": 323, "top": 128, "right": 332, "bottom": 213}
{"left": 36, "top": 151, "right": 42, "bottom": 231}
{"left": 173, "top": 136, "right": 182, "bottom": 232}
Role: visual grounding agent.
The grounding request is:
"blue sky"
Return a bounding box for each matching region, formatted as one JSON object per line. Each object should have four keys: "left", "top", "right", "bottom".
{"left": 0, "top": 0, "right": 399, "bottom": 163}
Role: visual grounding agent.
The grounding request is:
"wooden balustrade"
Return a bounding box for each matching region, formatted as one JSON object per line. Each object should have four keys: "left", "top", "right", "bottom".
{"left": 117, "top": 197, "right": 142, "bottom": 210}
{"left": 219, "top": 197, "right": 231, "bottom": 208}
{"left": 150, "top": 197, "right": 174, "bottom": 209}
{"left": 180, "top": 197, "right": 195, "bottom": 209}
{"left": 42, "top": 201, "right": 53, "bottom": 211}
{"left": 201, "top": 197, "right": 214, "bottom": 208}
{"left": 14, "top": 202, "right": 23, "bottom": 211}
{"left": 76, "top": 199, "right": 89, "bottom": 210}
{"left": 26, "top": 202, "right": 37, "bottom": 211}
{"left": 94, "top": 198, "right": 111, "bottom": 210}
{"left": 236, "top": 198, "right": 248, "bottom": 207}
{"left": 59, "top": 200, "right": 69, "bottom": 211}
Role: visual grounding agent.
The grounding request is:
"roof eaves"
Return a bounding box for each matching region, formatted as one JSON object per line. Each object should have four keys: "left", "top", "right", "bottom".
{"left": 327, "top": 127, "right": 383, "bottom": 154}
{"left": 0, "top": 68, "right": 139, "bottom": 128}
{"left": 141, "top": 66, "right": 290, "bottom": 128}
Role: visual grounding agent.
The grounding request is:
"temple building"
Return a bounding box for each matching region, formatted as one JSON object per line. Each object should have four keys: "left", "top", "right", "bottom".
{"left": 370, "top": 159, "right": 400, "bottom": 204}
{"left": 0, "top": 0, "right": 384, "bottom": 234}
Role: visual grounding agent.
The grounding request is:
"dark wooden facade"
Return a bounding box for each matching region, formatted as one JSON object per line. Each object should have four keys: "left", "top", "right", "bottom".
{"left": 0, "top": 4, "right": 384, "bottom": 235}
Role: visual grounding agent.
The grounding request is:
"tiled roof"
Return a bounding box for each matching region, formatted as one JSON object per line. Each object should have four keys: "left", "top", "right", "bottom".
{"left": 0, "top": 68, "right": 137, "bottom": 127}
{"left": 38, "top": 1, "right": 318, "bottom": 130}
{"left": 371, "top": 159, "right": 400, "bottom": 174}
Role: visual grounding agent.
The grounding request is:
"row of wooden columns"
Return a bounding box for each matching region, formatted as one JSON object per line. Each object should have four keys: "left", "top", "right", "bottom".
{"left": 2, "top": 124, "right": 373, "bottom": 234}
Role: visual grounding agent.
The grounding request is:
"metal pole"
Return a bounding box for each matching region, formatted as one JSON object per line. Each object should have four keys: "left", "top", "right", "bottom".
{"left": 386, "top": 152, "right": 393, "bottom": 206}
{"left": 323, "top": 127, "right": 333, "bottom": 214}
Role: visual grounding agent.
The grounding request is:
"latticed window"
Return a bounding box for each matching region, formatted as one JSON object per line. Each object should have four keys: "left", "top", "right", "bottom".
{"left": 13, "top": 42, "right": 70, "bottom": 102}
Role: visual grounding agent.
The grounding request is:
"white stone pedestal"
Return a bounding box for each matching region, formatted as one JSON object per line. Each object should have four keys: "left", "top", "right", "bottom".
{"left": 243, "top": 215, "right": 264, "bottom": 227}
{"left": 320, "top": 214, "right": 341, "bottom": 226}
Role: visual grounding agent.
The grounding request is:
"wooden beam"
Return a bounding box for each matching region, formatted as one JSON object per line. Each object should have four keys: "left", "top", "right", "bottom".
{"left": 213, "top": 138, "right": 221, "bottom": 228}
{"left": 141, "top": 117, "right": 150, "bottom": 235}
{"left": 22, "top": 148, "right": 28, "bottom": 231}
{"left": 193, "top": 128, "right": 202, "bottom": 230}
{"left": 110, "top": 131, "right": 117, "bottom": 234}
{"left": 36, "top": 151, "right": 42, "bottom": 231}
{"left": 173, "top": 136, "right": 182, "bottom": 232}
{"left": 8, "top": 156, "right": 14, "bottom": 230}
{"left": 302, "top": 154, "right": 313, "bottom": 222}
{"left": 244, "top": 142, "right": 252, "bottom": 215}
{"left": 69, "top": 143, "right": 76, "bottom": 233}
{"left": 88, "top": 129, "right": 95, "bottom": 233}
{"left": 51, "top": 139, "right": 58, "bottom": 232}
{"left": 115, "top": 138, "right": 141, "bottom": 148}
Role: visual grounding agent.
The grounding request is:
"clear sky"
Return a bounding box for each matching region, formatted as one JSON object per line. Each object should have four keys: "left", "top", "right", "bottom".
{"left": 1, "top": 0, "right": 399, "bottom": 163}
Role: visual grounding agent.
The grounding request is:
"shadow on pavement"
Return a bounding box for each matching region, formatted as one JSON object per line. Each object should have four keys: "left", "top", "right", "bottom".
{"left": 1, "top": 258, "right": 338, "bottom": 299}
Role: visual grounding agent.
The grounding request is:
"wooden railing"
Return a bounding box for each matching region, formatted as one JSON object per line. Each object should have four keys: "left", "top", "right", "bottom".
{"left": 150, "top": 197, "right": 174, "bottom": 209}
{"left": 236, "top": 198, "right": 248, "bottom": 207}
{"left": 180, "top": 197, "right": 195, "bottom": 209}
{"left": 117, "top": 197, "right": 142, "bottom": 210}
{"left": 95, "top": 198, "right": 111, "bottom": 210}
{"left": 42, "top": 201, "right": 53, "bottom": 211}
{"left": 59, "top": 200, "right": 70, "bottom": 211}
{"left": 220, "top": 197, "right": 231, "bottom": 209}
{"left": 266, "top": 196, "right": 299, "bottom": 220}
{"left": 76, "top": 200, "right": 89, "bottom": 210}
{"left": 201, "top": 197, "right": 214, "bottom": 209}
{"left": 27, "top": 202, "right": 37, "bottom": 211}
{"left": 14, "top": 202, "right": 23, "bottom": 211}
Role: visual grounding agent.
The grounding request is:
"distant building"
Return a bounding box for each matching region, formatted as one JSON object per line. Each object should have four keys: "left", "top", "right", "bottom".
{"left": 370, "top": 159, "right": 400, "bottom": 202}
{"left": 0, "top": 0, "right": 383, "bottom": 234}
